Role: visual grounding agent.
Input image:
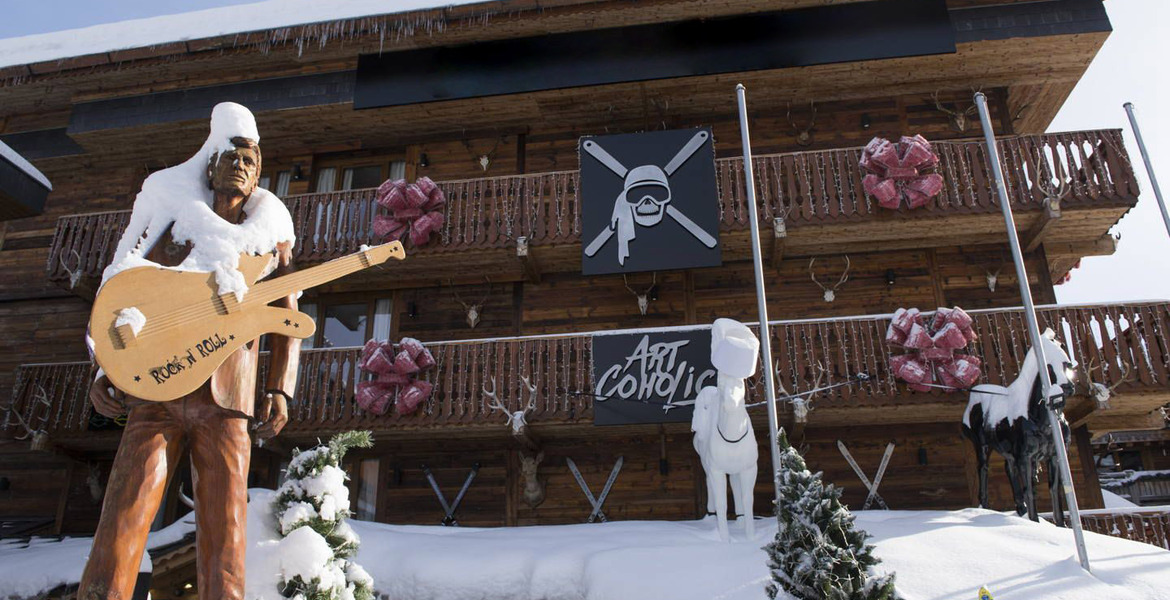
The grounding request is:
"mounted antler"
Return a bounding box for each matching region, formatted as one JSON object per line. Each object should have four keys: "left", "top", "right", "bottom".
{"left": 1034, "top": 160, "right": 1071, "bottom": 210}
{"left": 484, "top": 375, "right": 545, "bottom": 507}
{"left": 776, "top": 360, "right": 827, "bottom": 423}
{"left": 932, "top": 90, "right": 980, "bottom": 132}
{"left": 983, "top": 265, "right": 1004, "bottom": 292}
{"left": 787, "top": 101, "right": 817, "bottom": 147}
{"left": 59, "top": 249, "right": 83, "bottom": 289}
{"left": 1080, "top": 359, "right": 1133, "bottom": 409}
{"left": 809, "top": 256, "right": 850, "bottom": 302}
{"left": 623, "top": 273, "right": 657, "bottom": 316}
{"left": 3, "top": 385, "right": 51, "bottom": 451}
{"left": 451, "top": 278, "right": 490, "bottom": 328}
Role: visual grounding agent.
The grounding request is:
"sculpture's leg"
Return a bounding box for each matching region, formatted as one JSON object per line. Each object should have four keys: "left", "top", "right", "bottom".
{"left": 1003, "top": 456, "right": 1026, "bottom": 517}
{"left": 733, "top": 465, "right": 757, "bottom": 539}
{"left": 1048, "top": 457, "right": 1065, "bottom": 527}
{"left": 704, "top": 461, "right": 717, "bottom": 516}
{"left": 976, "top": 442, "right": 991, "bottom": 509}
{"left": 1024, "top": 456, "right": 1038, "bottom": 521}
{"left": 79, "top": 402, "right": 185, "bottom": 600}
{"left": 712, "top": 469, "right": 730, "bottom": 541}
{"left": 188, "top": 393, "right": 252, "bottom": 600}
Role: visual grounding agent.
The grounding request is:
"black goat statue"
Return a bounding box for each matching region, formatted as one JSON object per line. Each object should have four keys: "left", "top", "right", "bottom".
{"left": 961, "top": 329, "right": 1075, "bottom": 524}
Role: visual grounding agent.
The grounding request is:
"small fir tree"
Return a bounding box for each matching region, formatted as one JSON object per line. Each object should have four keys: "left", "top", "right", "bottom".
{"left": 764, "top": 430, "right": 900, "bottom": 600}
{"left": 273, "top": 430, "right": 376, "bottom": 600}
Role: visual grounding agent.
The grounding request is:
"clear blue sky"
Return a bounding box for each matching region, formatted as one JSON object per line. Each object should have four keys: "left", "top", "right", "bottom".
{"left": 0, "top": 0, "right": 257, "bottom": 38}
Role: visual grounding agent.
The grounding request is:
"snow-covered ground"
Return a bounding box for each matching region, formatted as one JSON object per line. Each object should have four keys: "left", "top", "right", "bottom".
{"left": 244, "top": 490, "right": 1170, "bottom": 600}
{"left": 5, "top": 490, "right": 1168, "bottom": 600}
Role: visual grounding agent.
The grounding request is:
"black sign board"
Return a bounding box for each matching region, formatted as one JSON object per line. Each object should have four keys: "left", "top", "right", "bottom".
{"left": 580, "top": 127, "right": 721, "bottom": 275}
{"left": 592, "top": 328, "right": 717, "bottom": 425}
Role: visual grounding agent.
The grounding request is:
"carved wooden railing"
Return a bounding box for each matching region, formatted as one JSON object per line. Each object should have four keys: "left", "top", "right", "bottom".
{"left": 1045, "top": 507, "right": 1170, "bottom": 550}
{"left": 46, "top": 129, "right": 1138, "bottom": 284}
{"left": 6, "top": 302, "right": 1168, "bottom": 440}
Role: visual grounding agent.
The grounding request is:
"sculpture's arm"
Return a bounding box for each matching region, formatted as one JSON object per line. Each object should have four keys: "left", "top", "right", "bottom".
{"left": 256, "top": 241, "right": 300, "bottom": 439}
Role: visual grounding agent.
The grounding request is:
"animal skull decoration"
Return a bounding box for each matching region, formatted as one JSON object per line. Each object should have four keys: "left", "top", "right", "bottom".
{"left": 984, "top": 266, "right": 1003, "bottom": 292}
{"left": 787, "top": 101, "right": 817, "bottom": 147}
{"left": 775, "top": 360, "right": 826, "bottom": 424}
{"left": 1080, "top": 360, "right": 1132, "bottom": 409}
{"left": 624, "top": 272, "right": 657, "bottom": 316}
{"left": 931, "top": 90, "right": 980, "bottom": 133}
{"left": 5, "top": 385, "right": 52, "bottom": 451}
{"left": 451, "top": 279, "right": 490, "bottom": 328}
{"left": 809, "top": 256, "right": 851, "bottom": 302}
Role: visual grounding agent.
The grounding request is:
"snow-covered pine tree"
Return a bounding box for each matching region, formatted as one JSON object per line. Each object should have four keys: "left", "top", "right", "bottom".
{"left": 764, "top": 430, "right": 900, "bottom": 600}
{"left": 272, "top": 430, "right": 376, "bottom": 600}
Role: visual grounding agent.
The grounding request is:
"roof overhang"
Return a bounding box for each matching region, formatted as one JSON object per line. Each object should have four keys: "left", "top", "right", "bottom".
{"left": 0, "top": 141, "right": 51, "bottom": 220}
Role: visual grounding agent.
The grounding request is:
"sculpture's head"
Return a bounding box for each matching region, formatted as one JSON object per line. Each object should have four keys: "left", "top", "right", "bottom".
{"left": 1040, "top": 328, "right": 1076, "bottom": 400}
{"left": 207, "top": 136, "right": 262, "bottom": 199}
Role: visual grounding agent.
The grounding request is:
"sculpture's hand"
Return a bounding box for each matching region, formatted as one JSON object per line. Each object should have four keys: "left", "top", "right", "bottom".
{"left": 276, "top": 240, "right": 293, "bottom": 269}
{"left": 255, "top": 391, "right": 288, "bottom": 440}
{"left": 89, "top": 375, "right": 127, "bottom": 418}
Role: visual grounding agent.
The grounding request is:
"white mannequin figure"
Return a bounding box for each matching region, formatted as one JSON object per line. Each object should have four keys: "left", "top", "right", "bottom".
{"left": 692, "top": 318, "right": 759, "bottom": 542}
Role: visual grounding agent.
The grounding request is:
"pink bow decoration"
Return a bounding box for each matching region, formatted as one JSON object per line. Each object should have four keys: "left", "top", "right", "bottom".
{"left": 356, "top": 337, "right": 438, "bottom": 415}
{"left": 860, "top": 135, "right": 945, "bottom": 210}
{"left": 886, "top": 306, "right": 981, "bottom": 392}
{"left": 373, "top": 177, "right": 447, "bottom": 247}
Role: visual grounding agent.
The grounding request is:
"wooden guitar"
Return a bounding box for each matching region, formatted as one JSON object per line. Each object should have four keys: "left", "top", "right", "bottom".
{"left": 90, "top": 241, "right": 405, "bottom": 401}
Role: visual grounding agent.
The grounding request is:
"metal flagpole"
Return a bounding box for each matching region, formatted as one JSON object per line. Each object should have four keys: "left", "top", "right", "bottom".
{"left": 1123, "top": 102, "right": 1170, "bottom": 240}
{"left": 974, "top": 92, "right": 1091, "bottom": 572}
{"left": 735, "top": 84, "right": 783, "bottom": 506}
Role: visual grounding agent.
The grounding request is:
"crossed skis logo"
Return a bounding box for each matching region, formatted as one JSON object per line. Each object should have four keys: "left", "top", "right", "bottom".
{"left": 580, "top": 127, "right": 721, "bottom": 275}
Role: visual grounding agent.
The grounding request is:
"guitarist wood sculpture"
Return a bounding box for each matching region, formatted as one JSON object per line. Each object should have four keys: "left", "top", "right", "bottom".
{"left": 79, "top": 103, "right": 403, "bottom": 600}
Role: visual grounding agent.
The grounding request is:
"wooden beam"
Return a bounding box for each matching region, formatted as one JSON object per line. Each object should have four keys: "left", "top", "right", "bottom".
{"left": 1022, "top": 200, "right": 1061, "bottom": 253}
{"left": 1085, "top": 411, "right": 1166, "bottom": 437}
{"left": 516, "top": 236, "right": 541, "bottom": 283}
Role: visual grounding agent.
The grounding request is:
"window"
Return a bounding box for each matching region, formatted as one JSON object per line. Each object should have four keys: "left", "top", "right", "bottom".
{"left": 321, "top": 303, "right": 369, "bottom": 348}
{"left": 297, "top": 296, "right": 392, "bottom": 348}
{"left": 258, "top": 170, "right": 292, "bottom": 197}
{"left": 355, "top": 459, "right": 379, "bottom": 521}
{"left": 313, "top": 159, "right": 406, "bottom": 193}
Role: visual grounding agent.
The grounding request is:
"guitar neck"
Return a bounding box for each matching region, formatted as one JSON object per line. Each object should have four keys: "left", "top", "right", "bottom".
{"left": 240, "top": 252, "right": 375, "bottom": 307}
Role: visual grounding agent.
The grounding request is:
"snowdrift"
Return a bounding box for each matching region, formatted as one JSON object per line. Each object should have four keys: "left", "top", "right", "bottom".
{"left": 4, "top": 490, "right": 1168, "bottom": 600}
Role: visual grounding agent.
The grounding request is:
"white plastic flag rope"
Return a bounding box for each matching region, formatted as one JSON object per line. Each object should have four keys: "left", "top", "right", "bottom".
{"left": 566, "top": 456, "right": 624, "bottom": 523}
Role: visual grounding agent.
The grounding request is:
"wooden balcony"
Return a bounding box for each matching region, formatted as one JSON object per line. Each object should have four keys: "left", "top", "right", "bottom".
{"left": 6, "top": 302, "right": 1168, "bottom": 448}
{"left": 45, "top": 129, "right": 1138, "bottom": 295}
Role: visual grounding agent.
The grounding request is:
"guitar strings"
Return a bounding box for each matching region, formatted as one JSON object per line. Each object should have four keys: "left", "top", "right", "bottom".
{"left": 135, "top": 258, "right": 362, "bottom": 336}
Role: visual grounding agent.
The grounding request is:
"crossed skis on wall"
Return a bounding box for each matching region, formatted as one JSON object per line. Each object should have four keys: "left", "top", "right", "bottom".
{"left": 421, "top": 457, "right": 626, "bottom": 525}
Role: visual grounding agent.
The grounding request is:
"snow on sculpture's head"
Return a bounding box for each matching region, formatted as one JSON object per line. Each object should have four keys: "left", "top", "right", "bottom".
{"left": 710, "top": 318, "right": 759, "bottom": 379}
{"left": 100, "top": 102, "right": 294, "bottom": 301}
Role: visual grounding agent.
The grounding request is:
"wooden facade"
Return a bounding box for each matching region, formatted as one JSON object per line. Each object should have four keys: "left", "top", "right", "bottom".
{"left": 0, "top": 0, "right": 1164, "bottom": 553}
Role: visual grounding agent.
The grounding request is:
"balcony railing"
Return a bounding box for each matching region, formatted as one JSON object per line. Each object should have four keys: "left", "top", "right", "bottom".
{"left": 1046, "top": 507, "right": 1170, "bottom": 551}
{"left": 6, "top": 301, "right": 1167, "bottom": 441}
{"left": 46, "top": 129, "right": 1138, "bottom": 286}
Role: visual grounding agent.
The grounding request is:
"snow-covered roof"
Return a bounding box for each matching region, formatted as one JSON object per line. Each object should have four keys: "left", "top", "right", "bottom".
{"left": 0, "top": 139, "right": 51, "bottom": 190}
{"left": 0, "top": 0, "right": 493, "bottom": 70}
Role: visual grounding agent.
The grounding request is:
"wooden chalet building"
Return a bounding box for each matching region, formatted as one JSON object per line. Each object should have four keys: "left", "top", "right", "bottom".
{"left": 1, "top": 0, "right": 1167, "bottom": 583}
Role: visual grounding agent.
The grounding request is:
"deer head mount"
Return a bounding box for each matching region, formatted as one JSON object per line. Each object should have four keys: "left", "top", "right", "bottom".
{"left": 931, "top": 90, "right": 980, "bottom": 132}
{"left": 59, "top": 249, "right": 83, "bottom": 289}
{"left": 775, "top": 360, "right": 827, "bottom": 424}
{"left": 984, "top": 266, "right": 1004, "bottom": 292}
{"left": 484, "top": 375, "right": 546, "bottom": 507}
{"left": 624, "top": 272, "right": 657, "bottom": 316}
{"left": 463, "top": 136, "right": 505, "bottom": 172}
{"left": 809, "top": 256, "right": 850, "bottom": 302}
{"left": 451, "top": 278, "right": 491, "bottom": 328}
{"left": 1080, "top": 360, "right": 1133, "bottom": 409}
{"left": 86, "top": 463, "right": 105, "bottom": 503}
{"left": 787, "top": 101, "right": 817, "bottom": 147}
